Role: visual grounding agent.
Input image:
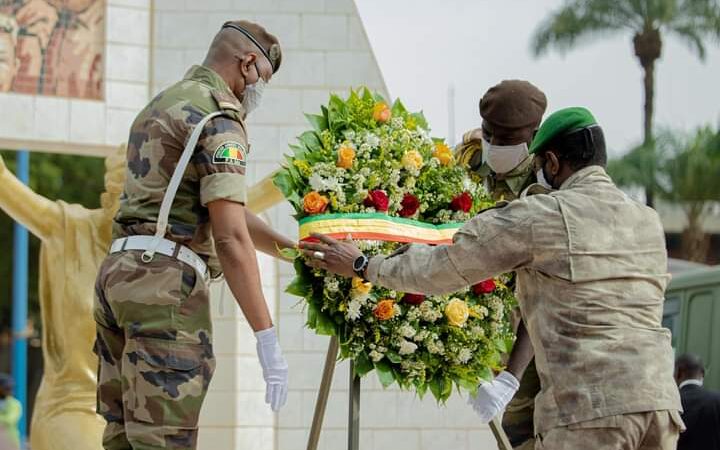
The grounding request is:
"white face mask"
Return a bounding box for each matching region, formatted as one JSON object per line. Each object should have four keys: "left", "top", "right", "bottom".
{"left": 481, "top": 138, "right": 530, "bottom": 174}
{"left": 242, "top": 77, "right": 266, "bottom": 114}
{"left": 536, "top": 169, "right": 552, "bottom": 190}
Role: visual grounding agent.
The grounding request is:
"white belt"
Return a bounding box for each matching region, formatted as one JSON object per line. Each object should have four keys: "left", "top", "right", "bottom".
{"left": 110, "top": 236, "right": 208, "bottom": 278}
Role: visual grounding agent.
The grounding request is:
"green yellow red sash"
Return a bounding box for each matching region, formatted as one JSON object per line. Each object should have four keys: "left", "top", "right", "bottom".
{"left": 299, "top": 213, "right": 462, "bottom": 245}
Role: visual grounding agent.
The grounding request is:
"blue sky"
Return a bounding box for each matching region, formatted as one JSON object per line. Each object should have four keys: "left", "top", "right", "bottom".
{"left": 356, "top": 0, "right": 720, "bottom": 156}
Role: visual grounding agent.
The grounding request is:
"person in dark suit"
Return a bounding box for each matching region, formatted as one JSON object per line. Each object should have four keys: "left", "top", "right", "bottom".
{"left": 676, "top": 353, "right": 720, "bottom": 450}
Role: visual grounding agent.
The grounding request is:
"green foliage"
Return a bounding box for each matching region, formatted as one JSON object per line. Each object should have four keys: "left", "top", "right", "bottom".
{"left": 532, "top": 0, "right": 720, "bottom": 58}
{"left": 0, "top": 150, "right": 105, "bottom": 332}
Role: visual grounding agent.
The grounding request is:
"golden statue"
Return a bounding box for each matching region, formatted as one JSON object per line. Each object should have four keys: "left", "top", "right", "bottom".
{"left": 0, "top": 147, "right": 126, "bottom": 450}
{"left": 0, "top": 148, "right": 283, "bottom": 450}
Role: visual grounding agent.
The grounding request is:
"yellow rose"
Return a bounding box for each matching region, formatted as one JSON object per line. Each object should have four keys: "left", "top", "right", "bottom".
{"left": 351, "top": 277, "right": 372, "bottom": 295}
{"left": 373, "top": 299, "right": 395, "bottom": 321}
{"left": 433, "top": 142, "right": 454, "bottom": 166}
{"left": 337, "top": 144, "right": 356, "bottom": 169}
{"left": 445, "top": 298, "right": 469, "bottom": 327}
{"left": 303, "top": 191, "right": 329, "bottom": 215}
{"left": 402, "top": 150, "right": 424, "bottom": 171}
{"left": 373, "top": 102, "right": 391, "bottom": 123}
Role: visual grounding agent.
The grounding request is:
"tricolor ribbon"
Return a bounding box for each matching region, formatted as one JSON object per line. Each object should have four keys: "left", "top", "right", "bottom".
{"left": 299, "top": 213, "right": 463, "bottom": 245}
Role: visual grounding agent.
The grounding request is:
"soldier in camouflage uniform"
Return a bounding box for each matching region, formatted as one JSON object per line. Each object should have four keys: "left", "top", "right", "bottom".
{"left": 305, "top": 107, "right": 684, "bottom": 449}
{"left": 454, "top": 80, "right": 547, "bottom": 450}
{"left": 94, "top": 21, "right": 294, "bottom": 450}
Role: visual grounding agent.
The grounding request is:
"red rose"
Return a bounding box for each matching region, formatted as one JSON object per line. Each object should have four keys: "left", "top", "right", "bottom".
{"left": 364, "top": 190, "right": 390, "bottom": 212}
{"left": 402, "top": 293, "right": 426, "bottom": 305}
{"left": 473, "top": 279, "right": 497, "bottom": 295}
{"left": 399, "top": 193, "right": 420, "bottom": 217}
{"left": 450, "top": 192, "right": 473, "bottom": 212}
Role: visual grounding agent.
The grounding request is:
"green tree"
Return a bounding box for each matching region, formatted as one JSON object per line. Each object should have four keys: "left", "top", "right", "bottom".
{"left": 661, "top": 127, "right": 720, "bottom": 261}
{"left": 0, "top": 151, "right": 105, "bottom": 333}
{"left": 608, "top": 127, "right": 720, "bottom": 261}
{"left": 532, "top": 0, "right": 720, "bottom": 206}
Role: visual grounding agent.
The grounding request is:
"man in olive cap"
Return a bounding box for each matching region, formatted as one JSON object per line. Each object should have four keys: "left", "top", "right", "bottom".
{"left": 455, "top": 79, "right": 547, "bottom": 202}
{"left": 455, "top": 79, "right": 547, "bottom": 449}
{"left": 94, "top": 20, "right": 294, "bottom": 449}
{"left": 304, "top": 106, "right": 684, "bottom": 449}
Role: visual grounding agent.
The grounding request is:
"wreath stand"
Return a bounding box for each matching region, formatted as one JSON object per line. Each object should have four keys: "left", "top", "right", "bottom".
{"left": 305, "top": 337, "right": 514, "bottom": 450}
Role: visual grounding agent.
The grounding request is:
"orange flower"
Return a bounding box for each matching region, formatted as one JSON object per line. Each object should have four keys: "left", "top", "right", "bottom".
{"left": 336, "top": 144, "right": 356, "bottom": 169}
{"left": 303, "top": 191, "right": 329, "bottom": 215}
{"left": 373, "top": 299, "right": 395, "bottom": 321}
{"left": 433, "top": 142, "right": 453, "bottom": 166}
{"left": 373, "top": 102, "right": 391, "bottom": 123}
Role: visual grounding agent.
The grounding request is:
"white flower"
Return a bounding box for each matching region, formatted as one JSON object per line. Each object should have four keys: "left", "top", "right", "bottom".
{"left": 366, "top": 133, "right": 380, "bottom": 148}
{"left": 325, "top": 276, "right": 340, "bottom": 293}
{"left": 398, "top": 340, "right": 418, "bottom": 355}
{"left": 398, "top": 324, "right": 417, "bottom": 339}
{"left": 391, "top": 117, "right": 404, "bottom": 128}
{"left": 471, "top": 325, "right": 485, "bottom": 338}
{"left": 427, "top": 339, "right": 445, "bottom": 355}
{"left": 369, "top": 350, "right": 384, "bottom": 362}
{"left": 457, "top": 348, "right": 472, "bottom": 364}
{"left": 413, "top": 330, "right": 429, "bottom": 342}
{"left": 309, "top": 173, "right": 326, "bottom": 192}
{"left": 346, "top": 299, "right": 362, "bottom": 321}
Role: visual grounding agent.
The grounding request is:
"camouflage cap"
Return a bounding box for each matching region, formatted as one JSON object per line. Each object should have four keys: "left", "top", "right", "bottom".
{"left": 222, "top": 20, "right": 282, "bottom": 73}
{"left": 529, "top": 107, "right": 598, "bottom": 154}
{"left": 479, "top": 80, "right": 547, "bottom": 130}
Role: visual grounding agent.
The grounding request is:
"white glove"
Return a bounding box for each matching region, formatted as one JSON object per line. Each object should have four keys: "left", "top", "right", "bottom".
{"left": 468, "top": 370, "right": 520, "bottom": 423}
{"left": 255, "top": 326, "right": 289, "bottom": 411}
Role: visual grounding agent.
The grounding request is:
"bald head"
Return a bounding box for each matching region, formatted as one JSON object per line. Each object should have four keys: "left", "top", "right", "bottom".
{"left": 675, "top": 353, "right": 705, "bottom": 385}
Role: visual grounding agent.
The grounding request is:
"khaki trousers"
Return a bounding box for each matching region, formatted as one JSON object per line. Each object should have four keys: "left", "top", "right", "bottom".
{"left": 536, "top": 410, "right": 684, "bottom": 450}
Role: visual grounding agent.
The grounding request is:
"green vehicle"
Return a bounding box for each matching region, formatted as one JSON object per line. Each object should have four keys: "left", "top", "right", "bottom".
{"left": 663, "top": 265, "right": 720, "bottom": 389}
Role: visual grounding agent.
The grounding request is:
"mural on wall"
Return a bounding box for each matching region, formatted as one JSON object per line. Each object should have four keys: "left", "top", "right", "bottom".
{"left": 0, "top": 0, "right": 104, "bottom": 99}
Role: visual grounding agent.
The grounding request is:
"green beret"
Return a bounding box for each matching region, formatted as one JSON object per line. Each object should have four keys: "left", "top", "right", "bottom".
{"left": 529, "top": 107, "right": 598, "bottom": 155}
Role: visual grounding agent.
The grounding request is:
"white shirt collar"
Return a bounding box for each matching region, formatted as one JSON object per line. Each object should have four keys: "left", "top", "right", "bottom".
{"left": 679, "top": 379, "right": 703, "bottom": 390}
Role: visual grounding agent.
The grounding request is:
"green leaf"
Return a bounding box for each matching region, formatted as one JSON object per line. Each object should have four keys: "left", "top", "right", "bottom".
{"left": 305, "top": 113, "right": 328, "bottom": 132}
{"left": 278, "top": 246, "right": 300, "bottom": 260}
{"left": 410, "top": 112, "right": 429, "bottom": 130}
{"left": 286, "top": 274, "right": 312, "bottom": 297}
{"left": 272, "top": 170, "right": 295, "bottom": 199}
{"left": 385, "top": 351, "right": 402, "bottom": 364}
{"left": 299, "top": 131, "right": 323, "bottom": 152}
{"left": 391, "top": 98, "right": 407, "bottom": 116}
{"left": 354, "top": 352, "right": 373, "bottom": 376}
{"left": 456, "top": 376, "right": 479, "bottom": 394}
{"left": 315, "top": 309, "right": 336, "bottom": 336}
{"left": 374, "top": 359, "right": 396, "bottom": 388}
{"left": 361, "top": 87, "right": 374, "bottom": 102}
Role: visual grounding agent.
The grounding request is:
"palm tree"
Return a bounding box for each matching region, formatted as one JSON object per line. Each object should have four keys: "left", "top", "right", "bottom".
{"left": 661, "top": 127, "right": 720, "bottom": 261}
{"left": 532, "top": 0, "right": 720, "bottom": 206}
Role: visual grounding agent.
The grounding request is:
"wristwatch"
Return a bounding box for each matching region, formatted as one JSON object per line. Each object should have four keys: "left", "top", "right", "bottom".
{"left": 352, "top": 254, "right": 369, "bottom": 279}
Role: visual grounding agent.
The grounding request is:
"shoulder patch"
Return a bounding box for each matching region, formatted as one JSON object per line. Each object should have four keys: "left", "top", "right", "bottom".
{"left": 213, "top": 141, "right": 247, "bottom": 167}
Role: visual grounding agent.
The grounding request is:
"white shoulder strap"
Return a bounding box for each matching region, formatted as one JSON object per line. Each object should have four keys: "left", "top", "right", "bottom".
{"left": 142, "top": 111, "right": 225, "bottom": 262}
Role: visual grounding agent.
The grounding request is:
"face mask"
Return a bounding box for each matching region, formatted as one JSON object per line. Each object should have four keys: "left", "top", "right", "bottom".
{"left": 482, "top": 138, "right": 529, "bottom": 174}
{"left": 536, "top": 169, "right": 552, "bottom": 190}
{"left": 242, "top": 77, "right": 266, "bottom": 114}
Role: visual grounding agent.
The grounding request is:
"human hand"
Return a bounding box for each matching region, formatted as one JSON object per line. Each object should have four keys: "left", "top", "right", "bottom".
{"left": 467, "top": 371, "right": 519, "bottom": 423}
{"left": 255, "top": 327, "right": 288, "bottom": 411}
{"left": 16, "top": 0, "right": 59, "bottom": 49}
{"left": 299, "top": 233, "right": 363, "bottom": 278}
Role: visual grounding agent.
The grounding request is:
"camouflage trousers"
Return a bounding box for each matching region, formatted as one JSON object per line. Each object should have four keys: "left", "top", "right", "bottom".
{"left": 93, "top": 251, "right": 215, "bottom": 450}
{"left": 502, "top": 358, "right": 540, "bottom": 450}
{"left": 535, "top": 410, "right": 684, "bottom": 450}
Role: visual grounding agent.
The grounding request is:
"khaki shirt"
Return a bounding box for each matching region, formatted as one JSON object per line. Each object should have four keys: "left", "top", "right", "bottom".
{"left": 454, "top": 130, "right": 535, "bottom": 201}
{"left": 114, "top": 65, "right": 249, "bottom": 275}
{"left": 367, "top": 166, "right": 681, "bottom": 433}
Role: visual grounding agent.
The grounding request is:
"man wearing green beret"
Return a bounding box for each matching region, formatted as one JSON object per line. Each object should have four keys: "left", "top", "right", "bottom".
{"left": 305, "top": 106, "right": 684, "bottom": 449}
{"left": 455, "top": 79, "right": 547, "bottom": 450}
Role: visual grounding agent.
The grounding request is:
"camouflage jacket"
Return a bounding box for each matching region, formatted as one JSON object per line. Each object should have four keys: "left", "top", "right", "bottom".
{"left": 366, "top": 166, "right": 681, "bottom": 433}
{"left": 114, "top": 65, "right": 250, "bottom": 275}
{"left": 454, "top": 130, "right": 535, "bottom": 201}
